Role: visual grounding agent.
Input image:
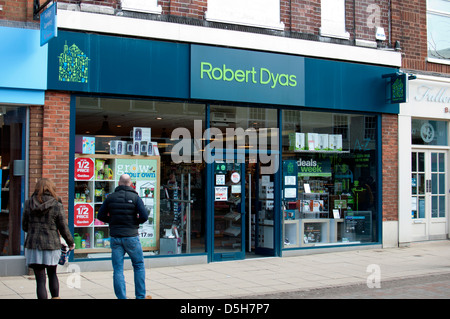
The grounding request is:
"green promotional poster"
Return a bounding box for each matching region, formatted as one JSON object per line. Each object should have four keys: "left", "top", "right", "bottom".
{"left": 116, "top": 159, "right": 158, "bottom": 248}
{"left": 297, "top": 157, "right": 332, "bottom": 177}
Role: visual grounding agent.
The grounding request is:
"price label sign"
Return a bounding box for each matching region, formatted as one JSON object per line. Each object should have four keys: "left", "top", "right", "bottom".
{"left": 74, "top": 203, "right": 94, "bottom": 227}
{"left": 74, "top": 157, "right": 94, "bottom": 180}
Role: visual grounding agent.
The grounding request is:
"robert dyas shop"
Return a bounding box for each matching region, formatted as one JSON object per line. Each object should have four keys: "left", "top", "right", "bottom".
{"left": 44, "top": 31, "right": 400, "bottom": 269}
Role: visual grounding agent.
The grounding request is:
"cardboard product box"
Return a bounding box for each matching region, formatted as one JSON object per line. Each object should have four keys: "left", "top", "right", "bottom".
{"left": 126, "top": 143, "right": 134, "bottom": 154}
{"left": 150, "top": 142, "right": 160, "bottom": 156}
{"left": 306, "top": 133, "right": 320, "bottom": 151}
{"left": 312, "top": 200, "right": 324, "bottom": 212}
{"left": 328, "top": 134, "right": 343, "bottom": 151}
{"left": 133, "top": 127, "right": 151, "bottom": 142}
{"left": 140, "top": 141, "right": 148, "bottom": 154}
{"left": 110, "top": 140, "right": 127, "bottom": 155}
{"left": 160, "top": 238, "right": 180, "bottom": 255}
{"left": 289, "top": 132, "right": 306, "bottom": 151}
{"left": 75, "top": 136, "right": 95, "bottom": 154}
{"left": 319, "top": 134, "right": 329, "bottom": 151}
{"left": 284, "top": 209, "right": 296, "bottom": 220}
{"left": 133, "top": 141, "right": 141, "bottom": 156}
{"left": 301, "top": 200, "right": 311, "bottom": 212}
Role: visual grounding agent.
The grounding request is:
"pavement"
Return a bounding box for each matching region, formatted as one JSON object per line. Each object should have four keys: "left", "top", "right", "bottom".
{"left": 0, "top": 240, "right": 449, "bottom": 299}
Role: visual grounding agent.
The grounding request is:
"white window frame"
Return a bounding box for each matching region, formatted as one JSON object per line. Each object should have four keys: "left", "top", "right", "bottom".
{"left": 426, "top": 0, "right": 450, "bottom": 63}
{"left": 121, "top": 0, "right": 162, "bottom": 14}
{"left": 205, "top": 0, "right": 285, "bottom": 30}
{"left": 320, "top": 0, "right": 350, "bottom": 40}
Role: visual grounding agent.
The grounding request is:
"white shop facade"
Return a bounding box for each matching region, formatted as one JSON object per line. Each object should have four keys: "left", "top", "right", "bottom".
{"left": 398, "top": 74, "right": 450, "bottom": 244}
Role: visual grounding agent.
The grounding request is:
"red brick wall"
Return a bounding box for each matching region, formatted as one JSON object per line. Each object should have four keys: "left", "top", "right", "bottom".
{"left": 0, "top": 0, "right": 35, "bottom": 22}
{"left": 29, "top": 105, "right": 43, "bottom": 191}
{"left": 391, "top": 0, "right": 450, "bottom": 75}
{"left": 382, "top": 114, "right": 398, "bottom": 222}
{"left": 2, "top": 0, "right": 395, "bottom": 47}
{"left": 41, "top": 91, "right": 71, "bottom": 212}
{"left": 160, "top": 0, "right": 206, "bottom": 19}
{"left": 346, "top": 0, "right": 390, "bottom": 43}
{"left": 281, "top": 0, "right": 321, "bottom": 34}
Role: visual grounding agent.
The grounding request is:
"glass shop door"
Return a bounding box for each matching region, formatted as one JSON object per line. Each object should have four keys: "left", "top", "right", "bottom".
{"left": 212, "top": 161, "right": 246, "bottom": 261}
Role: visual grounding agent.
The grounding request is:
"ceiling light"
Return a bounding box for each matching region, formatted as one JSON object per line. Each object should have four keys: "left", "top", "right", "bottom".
{"left": 95, "top": 115, "right": 115, "bottom": 137}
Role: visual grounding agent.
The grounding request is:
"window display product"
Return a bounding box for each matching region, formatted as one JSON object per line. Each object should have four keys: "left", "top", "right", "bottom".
{"left": 75, "top": 136, "right": 96, "bottom": 154}
{"left": 73, "top": 154, "right": 160, "bottom": 257}
{"left": 289, "top": 133, "right": 306, "bottom": 151}
{"left": 110, "top": 141, "right": 128, "bottom": 155}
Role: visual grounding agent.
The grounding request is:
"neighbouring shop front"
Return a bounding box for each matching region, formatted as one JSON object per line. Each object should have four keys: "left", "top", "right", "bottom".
{"left": 398, "top": 75, "right": 450, "bottom": 244}
{"left": 0, "top": 26, "right": 47, "bottom": 275}
{"left": 46, "top": 30, "right": 399, "bottom": 268}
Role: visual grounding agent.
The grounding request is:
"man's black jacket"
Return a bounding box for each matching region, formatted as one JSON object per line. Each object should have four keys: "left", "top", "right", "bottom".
{"left": 98, "top": 185, "right": 148, "bottom": 237}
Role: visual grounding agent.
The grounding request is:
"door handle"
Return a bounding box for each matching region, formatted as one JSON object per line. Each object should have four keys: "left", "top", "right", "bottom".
{"left": 426, "top": 179, "right": 432, "bottom": 193}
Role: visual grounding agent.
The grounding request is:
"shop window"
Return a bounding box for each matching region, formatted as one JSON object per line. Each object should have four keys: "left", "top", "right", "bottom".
{"left": 210, "top": 105, "right": 278, "bottom": 152}
{"left": 282, "top": 110, "right": 378, "bottom": 248}
{"left": 0, "top": 106, "right": 26, "bottom": 256}
{"left": 74, "top": 97, "right": 205, "bottom": 259}
{"left": 205, "top": 0, "right": 285, "bottom": 30}
{"left": 411, "top": 119, "right": 448, "bottom": 146}
{"left": 427, "top": 0, "right": 450, "bottom": 63}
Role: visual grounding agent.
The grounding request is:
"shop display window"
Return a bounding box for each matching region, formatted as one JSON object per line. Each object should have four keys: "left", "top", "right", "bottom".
{"left": 74, "top": 97, "right": 206, "bottom": 258}
{"left": 282, "top": 110, "right": 378, "bottom": 248}
{"left": 0, "top": 106, "right": 26, "bottom": 256}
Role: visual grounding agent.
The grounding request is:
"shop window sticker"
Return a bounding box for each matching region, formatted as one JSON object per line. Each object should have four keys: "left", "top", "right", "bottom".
{"left": 58, "top": 42, "right": 89, "bottom": 83}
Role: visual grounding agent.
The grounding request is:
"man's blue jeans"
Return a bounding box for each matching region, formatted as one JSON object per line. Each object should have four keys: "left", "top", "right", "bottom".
{"left": 111, "top": 236, "right": 146, "bottom": 299}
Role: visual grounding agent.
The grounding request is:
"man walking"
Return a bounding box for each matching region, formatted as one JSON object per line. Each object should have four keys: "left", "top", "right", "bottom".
{"left": 98, "top": 174, "right": 150, "bottom": 299}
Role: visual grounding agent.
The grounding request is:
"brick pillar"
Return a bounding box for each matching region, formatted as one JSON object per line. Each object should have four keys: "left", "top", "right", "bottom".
{"left": 29, "top": 105, "right": 43, "bottom": 192}
{"left": 42, "top": 91, "right": 71, "bottom": 214}
{"left": 382, "top": 113, "right": 398, "bottom": 222}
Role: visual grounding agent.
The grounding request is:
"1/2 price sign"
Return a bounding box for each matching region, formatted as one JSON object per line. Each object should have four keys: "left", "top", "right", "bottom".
{"left": 74, "top": 203, "right": 94, "bottom": 227}
{"left": 74, "top": 157, "right": 94, "bottom": 180}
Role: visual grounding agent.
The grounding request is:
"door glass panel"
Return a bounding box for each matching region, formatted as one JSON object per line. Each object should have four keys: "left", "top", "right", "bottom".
{"left": 418, "top": 152, "right": 425, "bottom": 172}
{"left": 432, "top": 153, "right": 437, "bottom": 172}
{"left": 432, "top": 173, "right": 437, "bottom": 194}
{"left": 412, "top": 173, "right": 417, "bottom": 195}
{"left": 418, "top": 173, "right": 425, "bottom": 194}
{"left": 432, "top": 196, "right": 438, "bottom": 218}
{"left": 412, "top": 152, "right": 424, "bottom": 219}
{"left": 418, "top": 196, "right": 425, "bottom": 218}
{"left": 439, "top": 196, "right": 445, "bottom": 218}
{"left": 439, "top": 153, "right": 445, "bottom": 172}
{"left": 213, "top": 162, "right": 243, "bottom": 255}
{"left": 256, "top": 162, "right": 275, "bottom": 252}
{"left": 439, "top": 174, "right": 445, "bottom": 194}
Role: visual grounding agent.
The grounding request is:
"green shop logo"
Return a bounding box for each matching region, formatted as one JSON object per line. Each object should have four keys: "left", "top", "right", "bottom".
{"left": 58, "top": 43, "right": 89, "bottom": 83}
{"left": 392, "top": 77, "right": 404, "bottom": 102}
{"left": 200, "top": 62, "right": 297, "bottom": 89}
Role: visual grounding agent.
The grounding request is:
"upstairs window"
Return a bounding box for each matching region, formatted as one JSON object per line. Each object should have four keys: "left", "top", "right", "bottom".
{"left": 205, "top": 0, "right": 285, "bottom": 30}
{"left": 121, "top": 0, "right": 162, "bottom": 14}
{"left": 427, "top": 0, "right": 450, "bottom": 63}
{"left": 320, "top": 0, "right": 350, "bottom": 39}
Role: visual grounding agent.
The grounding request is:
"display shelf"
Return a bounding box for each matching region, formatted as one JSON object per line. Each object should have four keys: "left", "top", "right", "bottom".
{"left": 283, "top": 219, "right": 300, "bottom": 248}
{"left": 74, "top": 154, "right": 160, "bottom": 255}
{"left": 299, "top": 192, "right": 329, "bottom": 218}
{"left": 300, "top": 219, "right": 330, "bottom": 247}
{"left": 329, "top": 218, "right": 344, "bottom": 242}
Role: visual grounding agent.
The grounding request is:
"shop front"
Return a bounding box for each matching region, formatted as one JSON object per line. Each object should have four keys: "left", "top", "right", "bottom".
{"left": 398, "top": 75, "right": 450, "bottom": 244}
{"left": 46, "top": 30, "right": 399, "bottom": 268}
{"left": 0, "top": 26, "right": 47, "bottom": 275}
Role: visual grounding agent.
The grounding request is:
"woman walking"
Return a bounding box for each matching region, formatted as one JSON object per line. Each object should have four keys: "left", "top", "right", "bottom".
{"left": 22, "top": 178, "right": 75, "bottom": 299}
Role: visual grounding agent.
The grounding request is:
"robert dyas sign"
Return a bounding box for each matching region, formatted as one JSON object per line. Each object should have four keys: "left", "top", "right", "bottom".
{"left": 190, "top": 45, "right": 305, "bottom": 106}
